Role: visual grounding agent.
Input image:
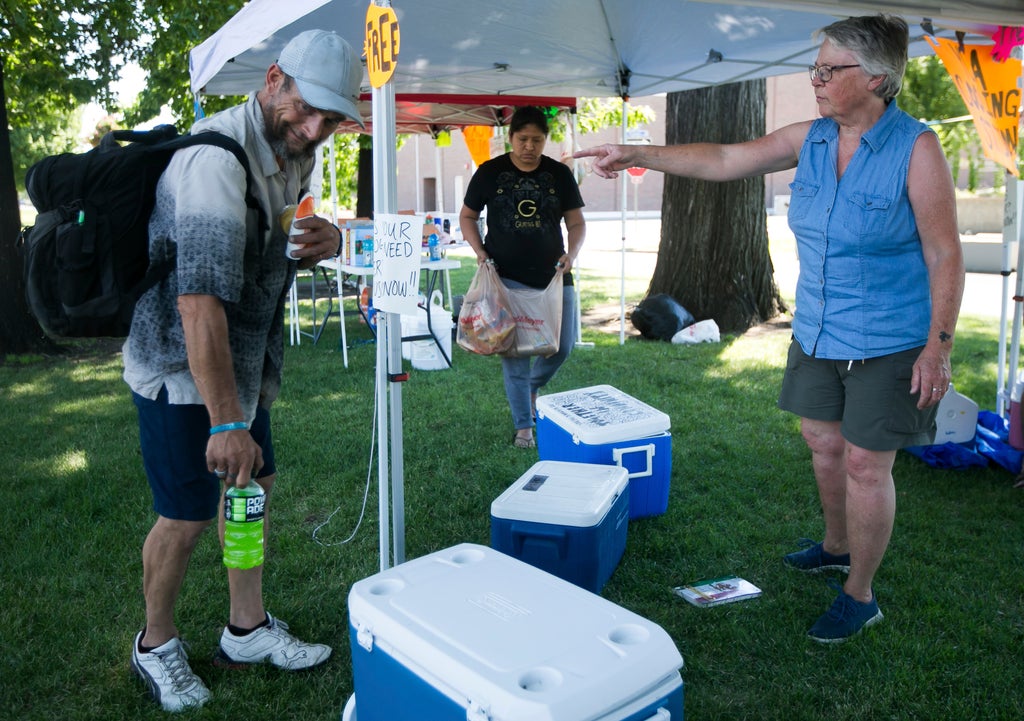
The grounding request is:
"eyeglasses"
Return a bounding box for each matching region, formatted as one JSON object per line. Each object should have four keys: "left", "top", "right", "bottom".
{"left": 808, "top": 64, "right": 860, "bottom": 83}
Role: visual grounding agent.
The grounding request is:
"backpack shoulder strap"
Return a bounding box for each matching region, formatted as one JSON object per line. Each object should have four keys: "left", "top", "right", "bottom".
{"left": 134, "top": 130, "right": 269, "bottom": 299}
{"left": 168, "top": 131, "right": 267, "bottom": 240}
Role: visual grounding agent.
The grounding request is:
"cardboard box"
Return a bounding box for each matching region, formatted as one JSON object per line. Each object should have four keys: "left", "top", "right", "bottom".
{"left": 537, "top": 385, "right": 672, "bottom": 519}
{"left": 491, "top": 461, "right": 629, "bottom": 593}
{"left": 347, "top": 544, "right": 684, "bottom": 721}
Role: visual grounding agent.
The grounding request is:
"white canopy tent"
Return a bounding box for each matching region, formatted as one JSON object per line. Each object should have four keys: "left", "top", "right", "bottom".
{"left": 191, "top": 0, "right": 1024, "bottom": 568}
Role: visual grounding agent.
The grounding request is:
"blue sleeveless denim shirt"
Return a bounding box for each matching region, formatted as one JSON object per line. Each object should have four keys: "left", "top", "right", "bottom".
{"left": 788, "top": 101, "right": 931, "bottom": 360}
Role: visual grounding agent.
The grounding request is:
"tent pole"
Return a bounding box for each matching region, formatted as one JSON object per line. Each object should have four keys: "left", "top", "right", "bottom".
{"left": 619, "top": 98, "right": 629, "bottom": 345}
{"left": 1005, "top": 178, "right": 1024, "bottom": 419}
{"left": 997, "top": 173, "right": 1017, "bottom": 415}
{"left": 572, "top": 108, "right": 592, "bottom": 349}
{"left": 434, "top": 142, "right": 444, "bottom": 213}
{"left": 330, "top": 135, "right": 338, "bottom": 223}
{"left": 371, "top": 48, "right": 404, "bottom": 571}
{"left": 414, "top": 135, "right": 422, "bottom": 213}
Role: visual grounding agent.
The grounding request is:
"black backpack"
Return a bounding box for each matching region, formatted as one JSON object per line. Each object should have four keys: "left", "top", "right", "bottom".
{"left": 16, "top": 125, "right": 265, "bottom": 338}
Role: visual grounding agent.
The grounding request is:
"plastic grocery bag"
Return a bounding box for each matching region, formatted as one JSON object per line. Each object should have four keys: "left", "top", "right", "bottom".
{"left": 671, "top": 319, "right": 721, "bottom": 344}
{"left": 456, "top": 262, "right": 515, "bottom": 355}
{"left": 501, "top": 272, "right": 563, "bottom": 358}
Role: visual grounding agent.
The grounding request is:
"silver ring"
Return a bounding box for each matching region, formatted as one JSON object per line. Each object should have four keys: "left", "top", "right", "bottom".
{"left": 932, "top": 387, "right": 940, "bottom": 393}
{"left": 214, "top": 469, "right": 227, "bottom": 478}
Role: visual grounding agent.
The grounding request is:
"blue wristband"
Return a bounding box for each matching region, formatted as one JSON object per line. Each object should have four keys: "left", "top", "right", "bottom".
{"left": 210, "top": 421, "right": 248, "bottom": 435}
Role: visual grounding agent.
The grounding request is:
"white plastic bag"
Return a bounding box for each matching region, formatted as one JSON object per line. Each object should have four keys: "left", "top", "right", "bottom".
{"left": 671, "top": 319, "right": 720, "bottom": 345}
{"left": 501, "top": 272, "right": 564, "bottom": 358}
{"left": 456, "top": 262, "right": 515, "bottom": 355}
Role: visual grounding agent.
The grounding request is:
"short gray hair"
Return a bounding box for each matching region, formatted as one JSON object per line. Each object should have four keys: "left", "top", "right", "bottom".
{"left": 816, "top": 15, "right": 909, "bottom": 101}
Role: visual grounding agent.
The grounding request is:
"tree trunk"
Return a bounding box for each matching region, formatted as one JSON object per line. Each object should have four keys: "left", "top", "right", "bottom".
{"left": 0, "top": 57, "right": 58, "bottom": 358}
{"left": 650, "top": 80, "right": 785, "bottom": 333}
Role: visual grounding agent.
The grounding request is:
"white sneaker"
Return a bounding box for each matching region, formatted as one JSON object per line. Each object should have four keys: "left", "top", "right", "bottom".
{"left": 131, "top": 632, "right": 211, "bottom": 713}
{"left": 215, "top": 613, "right": 331, "bottom": 670}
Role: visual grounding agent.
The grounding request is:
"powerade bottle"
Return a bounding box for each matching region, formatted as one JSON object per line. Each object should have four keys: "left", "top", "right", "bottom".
{"left": 223, "top": 481, "right": 265, "bottom": 569}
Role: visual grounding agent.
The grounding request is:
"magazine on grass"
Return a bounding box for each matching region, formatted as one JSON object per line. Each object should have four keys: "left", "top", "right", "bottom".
{"left": 674, "top": 576, "right": 762, "bottom": 607}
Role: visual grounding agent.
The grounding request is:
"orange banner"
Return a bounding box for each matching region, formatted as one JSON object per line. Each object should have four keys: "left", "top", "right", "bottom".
{"left": 462, "top": 125, "right": 492, "bottom": 167}
{"left": 927, "top": 37, "right": 1021, "bottom": 177}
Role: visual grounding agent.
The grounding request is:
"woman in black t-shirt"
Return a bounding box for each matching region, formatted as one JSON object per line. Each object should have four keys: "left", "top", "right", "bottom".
{"left": 460, "top": 106, "right": 587, "bottom": 448}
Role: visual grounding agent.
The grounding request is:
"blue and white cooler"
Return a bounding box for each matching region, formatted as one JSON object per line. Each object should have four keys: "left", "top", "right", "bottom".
{"left": 536, "top": 385, "right": 672, "bottom": 519}
{"left": 346, "top": 544, "right": 684, "bottom": 721}
{"left": 490, "top": 460, "right": 630, "bottom": 594}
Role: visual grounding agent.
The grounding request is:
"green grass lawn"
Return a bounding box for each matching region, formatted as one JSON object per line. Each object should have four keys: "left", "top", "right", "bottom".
{"left": 2, "top": 257, "right": 1021, "bottom": 721}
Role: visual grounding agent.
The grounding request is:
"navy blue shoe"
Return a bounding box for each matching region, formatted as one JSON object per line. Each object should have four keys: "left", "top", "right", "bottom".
{"left": 783, "top": 539, "right": 850, "bottom": 574}
{"left": 807, "top": 589, "right": 883, "bottom": 643}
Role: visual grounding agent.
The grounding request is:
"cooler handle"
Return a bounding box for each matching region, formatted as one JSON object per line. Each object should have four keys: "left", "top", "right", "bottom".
{"left": 613, "top": 443, "right": 656, "bottom": 479}
{"left": 355, "top": 622, "right": 374, "bottom": 652}
{"left": 641, "top": 709, "right": 672, "bottom": 721}
{"left": 511, "top": 524, "right": 568, "bottom": 558}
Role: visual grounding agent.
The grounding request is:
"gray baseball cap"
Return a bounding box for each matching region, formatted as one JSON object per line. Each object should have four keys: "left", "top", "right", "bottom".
{"left": 277, "top": 30, "right": 365, "bottom": 128}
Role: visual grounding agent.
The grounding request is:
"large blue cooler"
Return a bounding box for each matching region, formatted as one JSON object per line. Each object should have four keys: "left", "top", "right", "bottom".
{"left": 536, "top": 385, "right": 672, "bottom": 519}
{"left": 490, "top": 460, "right": 629, "bottom": 594}
{"left": 346, "top": 543, "right": 684, "bottom": 721}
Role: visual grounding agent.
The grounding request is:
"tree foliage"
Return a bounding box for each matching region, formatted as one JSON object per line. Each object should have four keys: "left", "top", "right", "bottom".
{"left": 2, "top": 1, "right": 147, "bottom": 355}
{"left": 900, "top": 55, "right": 995, "bottom": 191}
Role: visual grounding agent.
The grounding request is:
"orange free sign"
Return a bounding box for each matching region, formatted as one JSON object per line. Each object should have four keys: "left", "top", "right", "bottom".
{"left": 927, "top": 37, "right": 1021, "bottom": 177}
{"left": 364, "top": 4, "right": 400, "bottom": 88}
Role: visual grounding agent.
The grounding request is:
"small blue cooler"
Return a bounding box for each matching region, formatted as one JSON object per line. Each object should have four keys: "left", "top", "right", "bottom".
{"left": 346, "top": 544, "right": 684, "bottom": 721}
{"left": 490, "top": 460, "right": 629, "bottom": 594}
{"left": 536, "top": 385, "right": 672, "bottom": 519}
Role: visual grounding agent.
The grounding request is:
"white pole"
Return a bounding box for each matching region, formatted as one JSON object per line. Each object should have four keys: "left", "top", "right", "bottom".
{"left": 1004, "top": 178, "right": 1024, "bottom": 419}
{"left": 619, "top": 98, "right": 629, "bottom": 345}
{"left": 568, "top": 109, "right": 593, "bottom": 349}
{"left": 329, "top": 135, "right": 338, "bottom": 223}
{"left": 997, "top": 173, "right": 1016, "bottom": 415}
{"left": 371, "top": 0, "right": 404, "bottom": 570}
{"left": 414, "top": 135, "right": 422, "bottom": 213}
{"left": 434, "top": 142, "right": 444, "bottom": 213}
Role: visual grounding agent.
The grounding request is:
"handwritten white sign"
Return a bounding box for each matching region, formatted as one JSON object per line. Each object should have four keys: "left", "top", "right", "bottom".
{"left": 370, "top": 214, "right": 420, "bottom": 315}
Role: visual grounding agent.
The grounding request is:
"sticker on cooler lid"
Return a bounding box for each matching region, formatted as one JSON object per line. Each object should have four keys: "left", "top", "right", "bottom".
{"left": 538, "top": 385, "right": 670, "bottom": 445}
{"left": 523, "top": 474, "right": 548, "bottom": 492}
{"left": 551, "top": 386, "right": 662, "bottom": 427}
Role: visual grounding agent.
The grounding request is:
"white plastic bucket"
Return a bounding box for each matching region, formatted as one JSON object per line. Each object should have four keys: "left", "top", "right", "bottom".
{"left": 403, "top": 291, "right": 452, "bottom": 370}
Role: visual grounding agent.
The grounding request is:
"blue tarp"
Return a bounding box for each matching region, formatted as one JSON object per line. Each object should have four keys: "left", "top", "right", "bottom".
{"left": 905, "top": 411, "right": 1024, "bottom": 472}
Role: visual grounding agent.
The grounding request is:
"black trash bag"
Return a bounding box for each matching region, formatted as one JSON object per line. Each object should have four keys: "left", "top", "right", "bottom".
{"left": 630, "top": 293, "right": 696, "bottom": 341}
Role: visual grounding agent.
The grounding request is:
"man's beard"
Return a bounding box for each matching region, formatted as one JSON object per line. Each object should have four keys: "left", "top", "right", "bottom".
{"left": 267, "top": 126, "right": 318, "bottom": 162}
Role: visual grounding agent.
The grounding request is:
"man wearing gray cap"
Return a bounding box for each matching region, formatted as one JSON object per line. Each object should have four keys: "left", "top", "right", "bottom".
{"left": 124, "top": 30, "right": 363, "bottom": 712}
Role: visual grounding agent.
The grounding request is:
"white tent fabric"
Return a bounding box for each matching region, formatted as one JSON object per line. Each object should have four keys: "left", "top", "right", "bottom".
{"left": 191, "top": 0, "right": 1023, "bottom": 567}
{"left": 191, "top": 0, "right": 1019, "bottom": 104}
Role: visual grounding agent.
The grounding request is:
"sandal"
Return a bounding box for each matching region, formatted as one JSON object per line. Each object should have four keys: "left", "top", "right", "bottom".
{"left": 512, "top": 433, "right": 536, "bottom": 449}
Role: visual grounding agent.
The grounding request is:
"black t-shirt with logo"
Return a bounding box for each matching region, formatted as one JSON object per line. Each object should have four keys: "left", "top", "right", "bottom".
{"left": 463, "top": 153, "right": 584, "bottom": 288}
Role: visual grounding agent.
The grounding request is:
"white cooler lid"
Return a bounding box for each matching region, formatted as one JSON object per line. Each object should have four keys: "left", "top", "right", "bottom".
{"left": 536, "top": 385, "right": 670, "bottom": 445}
{"left": 348, "top": 544, "right": 683, "bottom": 721}
{"left": 490, "top": 461, "right": 628, "bottom": 526}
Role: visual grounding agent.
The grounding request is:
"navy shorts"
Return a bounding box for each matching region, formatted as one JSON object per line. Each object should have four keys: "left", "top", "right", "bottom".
{"left": 132, "top": 387, "right": 276, "bottom": 521}
{"left": 777, "top": 340, "right": 937, "bottom": 451}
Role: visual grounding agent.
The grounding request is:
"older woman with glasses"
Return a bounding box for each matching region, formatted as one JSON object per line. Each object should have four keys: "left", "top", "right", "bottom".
{"left": 576, "top": 14, "right": 964, "bottom": 643}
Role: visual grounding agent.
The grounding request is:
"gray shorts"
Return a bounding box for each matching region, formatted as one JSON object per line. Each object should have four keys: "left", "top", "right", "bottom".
{"left": 777, "top": 339, "right": 937, "bottom": 451}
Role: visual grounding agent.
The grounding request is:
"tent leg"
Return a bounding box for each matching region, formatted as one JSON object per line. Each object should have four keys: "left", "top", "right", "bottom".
{"left": 997, "top": 173, "right": 1017, "bottom": 415}
{"left": 619, "top": 98, "right": 629, "bottom": 346}
{"left": 1002, "top": 178, "right": 1024, "bottom": 418}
